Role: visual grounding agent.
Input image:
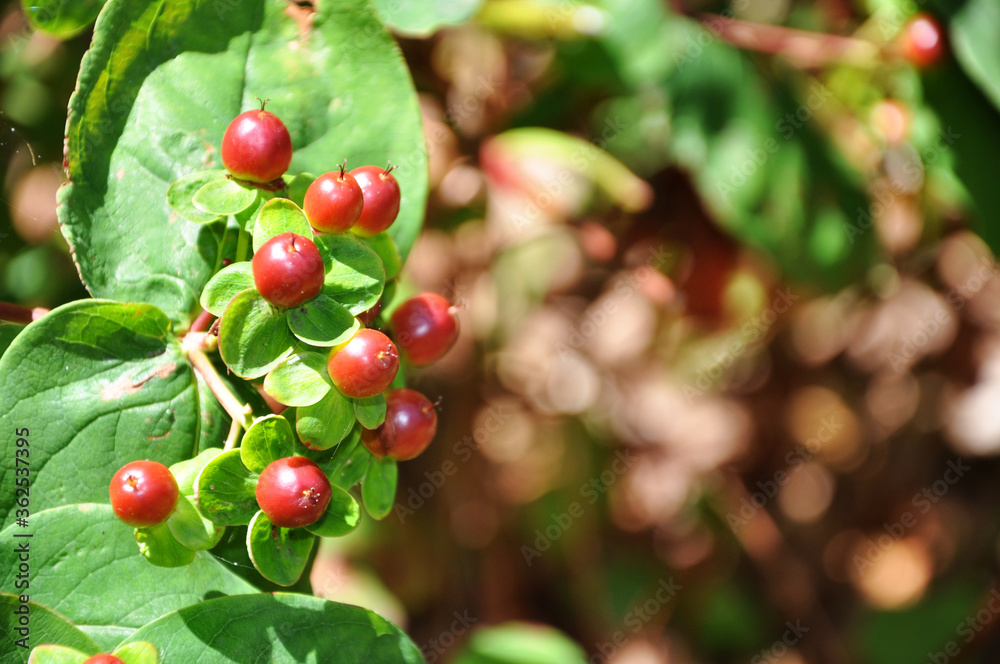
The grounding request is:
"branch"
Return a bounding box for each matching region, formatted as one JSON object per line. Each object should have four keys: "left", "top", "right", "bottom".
{"left": 187, "top": 348, "right": 254, "bottom": 431}
{"left": 0, "top": 302, "right": 48, "bottom": 325}
{"left": 698, "top": 14, "right": 881, "bottom": 68}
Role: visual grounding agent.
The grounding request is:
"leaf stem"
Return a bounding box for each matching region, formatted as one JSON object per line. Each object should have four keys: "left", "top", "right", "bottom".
{"left": 188, "top": 348, "right": 254, "bottom": 430}
{"left": 224, "top": 418, "right": 242, "bottom": 451}
{"left": 235, "top": 228, "right": 250, "bottom": 263}
{"left": 189, "top": 309, "right": 215, "bottom": 334}
{"left": 0, "top": 302, "right": 48, "bottom": 325}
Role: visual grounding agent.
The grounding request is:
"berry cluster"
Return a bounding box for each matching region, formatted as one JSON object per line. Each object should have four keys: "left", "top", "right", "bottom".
{"left": 112, "top": 103, "right": 460, "bottom": 585}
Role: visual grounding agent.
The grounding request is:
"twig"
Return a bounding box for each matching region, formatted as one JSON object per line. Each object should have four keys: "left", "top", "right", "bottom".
{"left": 189, "top": 309, "right": 215, "bottom": 334}
{"left": 187, "top": 348, "right": 253, "bottom": 430}
{"left": 0, "top": 302, "right": 48, "bottom": 325}
{"left": 224, "top": 417, "right": 242, "bottom": 451}
{"left": 698, "top": 13, "right": 881, "bottom": 68}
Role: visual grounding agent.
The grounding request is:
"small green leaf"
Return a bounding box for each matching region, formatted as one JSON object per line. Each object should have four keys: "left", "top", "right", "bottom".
{"left": 167, "top": 170, "right": 227, "bottom": 224}
{"left": 194, "top": 450, "right": 260, "bottom": 526}
{"left": 326, "top": 431, "right": 373, "bottom": 489}
{"left": 362, "top": 456, "right": 398, "bottom": 520}
{"left": 241, "top": 415, "right": 297, "bottom": 474}
{"left": 286, "top": 294, "right": 359, "bottom": 347}
{"left": 236, "top": 194, "right": 267, "bottom": 233}
{"left": 305, "top": 485, "right": 361, "bottom": 538}
{"left": 264, "top": 352, "right": 332, "bottom": 407}
{"left": 452, "top": 622, "right": 589, "bottom": 664}
{"left": 357, "top": 232, "right": 402, "bottom": 280}
{"left": 134, "top": 522, "right": 196, "bottom": 568}
{"left": 193, "top": 179, "right": 259, "bottom": 216}
{"left": 21, "top": 0, "right": 106, "bottom": 39}
{"left": 25, "top": 645, "right": 88, "bottom": 664}
{"left": 167, "top": 495, "right": 225, "bottom": 551}
{"left": 354, "top": 394, "right": 386, "bottom": 429}
{"left": 170, "top": 447, "right": 225, "bottom": 495}
{"left": 247, "top": 511, "right": 316, "bottom": 587}
{"left": 316, "top": 235, "right": 386, "bottom": 314}
{"left": 200, "top": 264, "right": 254, "bottom": 317}
{"left": 287, "top": 172, "right": 317, "bottom": 208}
{"left": 111, "top": 641, "right": 158, "bottom": 664}
{"left": 0, "top": 594, "right": 99, "bottom": 664}
{"left": 252, "top": 198, "right": 313, "bottom": 252}
{"left": 297, "top": 390, "right": 355, "bottom": 451}
{"left": 218, "top": 290, "right": 295, "bottom": 379}
{"left": 371, "top": 0, "right": 482, "bottom": 35}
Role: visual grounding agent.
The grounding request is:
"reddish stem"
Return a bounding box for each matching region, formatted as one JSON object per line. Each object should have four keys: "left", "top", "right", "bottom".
{"left": 0, "top": 302, "right": 49, "bottom": 325}
{"left": 189, "top": 309, "right": 215, "bottom": 334}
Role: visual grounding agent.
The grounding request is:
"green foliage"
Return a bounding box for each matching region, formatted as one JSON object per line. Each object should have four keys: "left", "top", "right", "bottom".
{"left": 362, "top": 456, "right": 399, "bottom": 520}
{"left": 21, "top": 0, "right": 106, "bottom": 39}
{"left": 452, "top": 623, "right": 589, "bottom": 664}
{"left": 371, "top": 0, "right": 484, "bottom": 36}
{"left": 0, "top": 595, "right": 100, "bottom": 664}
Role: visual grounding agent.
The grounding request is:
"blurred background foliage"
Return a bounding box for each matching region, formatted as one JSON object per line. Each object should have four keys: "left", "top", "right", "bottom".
{"left": 5, "top": 0, "right": 1000, "bottom": 662}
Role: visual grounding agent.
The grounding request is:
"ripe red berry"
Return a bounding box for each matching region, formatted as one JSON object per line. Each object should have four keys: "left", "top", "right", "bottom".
{"left": 83, "top": 656, "right": 126, "bottom": 664}
{"left": 391, "top": 293, "right": 459, "bottom": 366}
{"left": 326, "top": 328, "right": 399, "bottom": 398}
{"left": 349, "top": 165, "right": 401, "bottom": 236}
{"left": 304, "top": 166, "right": 364, "bottom": 234}
{"left": 109, "top": 461, "right": 179, "bottom": 528}
{"left": 361, "top": 388, "right": 437, "bottom": 461}
{"left": 221, "top": 104, "right": 293, "bottom": 183}
{"left": 252, "top": 232, "right": 325, "bottom": 308}
{"left": 899, "top": 13, "right": 945, "bottom": 68}
{"left": 255, "top": 456, "right": 331, "bottom": 528}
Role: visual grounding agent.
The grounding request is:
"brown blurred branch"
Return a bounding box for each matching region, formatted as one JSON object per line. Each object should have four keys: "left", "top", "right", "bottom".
{"left": 697, "top": 14, "right": 881, "bottom": 68}
{"left": 0, "top": 301, "right": 48, "bottom": 325}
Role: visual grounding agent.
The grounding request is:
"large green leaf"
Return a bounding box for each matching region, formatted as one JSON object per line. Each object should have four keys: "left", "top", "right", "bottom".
{"left": 119, "top": 593, "right": 425, "bottom": 663}
{"left": 0, "top": 594, "right": 100, "bottom": 664}
{"left": 950, "top": 0, "right": 1000, "bottom": 113}
{"left": 0, "top": 301, "right": 200, "bottom": 530}
{"left": 0, "top": 505, "right": 256, "bottom": 653}
{"left": 59, "top": 0, "right": 427, "bottom": 326}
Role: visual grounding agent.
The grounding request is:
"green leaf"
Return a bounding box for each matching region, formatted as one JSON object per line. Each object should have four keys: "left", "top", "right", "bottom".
{"left": 951, "top": 0, "right": 1000, "bottom": 113}
{"left": 218, "top": 290, "right": 295, "bottom": 379}
{"left": 354, "top": 394, "right": 387, "bottom": 429}
{"left": 0, "top": 301, "right": 198, "bottom": 529}
{"left": 362, "top": 456, "right": 398, "bottom": 520}
{"left": 0, "top": 594, "right": 99, "bottom": 664}
{"left": 286, "top": 294, "right": 359, "bottom": 347}
{"left": 195, "top": 450, "right": 260, "bottom": 526}
{"left": 357, "top": 232, "right": 403, "bottom": 281}
{"left": 286, "top": 172, "right": 317, "bottom": 208}
{"left": 111, "top": 641, "right": 158, "bottom": 664}
{"left": 167, "top": 494, "right": 225, "bottom": 551}
{"left": 323, "top": 429, "right": 372, "bottom": 489}
{"left": 452, "top": 622, "right": 588, "bottom": 664}
{"left": 60, "top": 0, "right": 427, "bottom": 325}
{"left": 0, "top": 505, "right": 255, "bottom": 653}
{"left": 25, "top": 645, "right": 88, "bottom": 664}
{"left": 21, "top": 0, "right": 106, "bottom": 39}
{"left": 316, "top": 234, "right": 387, "bottom": 314}
{"left": 200, "top": 263, "right": 254, "bottom": 317}
{"left": 305, "top": 485, "right": 362, "bottom": 538}
{"left": 167, "top": 170, "right": 227, "bottom": 224}
{"left": 246, "top": 511, "right": 316, "bottom": 586}
{"left": 264, "top": 352, "right": 332, "bottom": 407}
{"left": 371, "top": 0, "right": 482, "bottom": 36}
{"left": 119, "top": 593, "right": 425, "bottom": 663}
{"left": 170, "top": 447, "right": 225, "bottom": 495}
{"left": 240, "top": 415, "right": 297, "bottom": 474}
{"left": 252, "top": 198, "right": 313, "bottom": 252}
{"left": 193, "top": 178, "right": 259, "bottom": 216}
{"left": 297, "top": 390, "right": 355, "bottom": 451}
{"left": 135, "top": 521, "right": 197, "bottom": 568}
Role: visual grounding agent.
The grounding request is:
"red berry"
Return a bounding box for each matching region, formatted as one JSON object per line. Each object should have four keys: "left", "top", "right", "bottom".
{"left": 255, "top": 456, "right": 331, "bottom": 528}
{"left": 221, "top": 105, "right": 293, "bottom": 183}
{"left": 391, "top": 293, "right": 459, "bottom": 366}
{"left": 326, "top": 328, "right": 399, "bottom": 398}
{"left": 303, "top": 167, "right": 364, "bottom": 234}
{"left": 349, "top": 165, "right": 401, "bottom": 236}
{"left": 109, "top": 461, "right": 179, "bottom": 528}
{"left": 361, "top": 389, "right": 437, "bottom": 461}
{"left": 252, "top": 232, "right": 325, "bottom": 308}
{"left": 899, "top": 13, "right": 945, "bottom": 68}
{"left": 83, "top": 656, "right": 126, "bottom": 664}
